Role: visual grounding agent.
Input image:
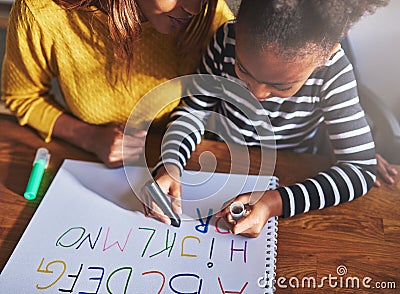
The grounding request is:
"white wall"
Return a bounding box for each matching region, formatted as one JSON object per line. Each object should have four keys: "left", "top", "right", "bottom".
{"left": 347, "top": 0, "right": 400, "bottom": 119}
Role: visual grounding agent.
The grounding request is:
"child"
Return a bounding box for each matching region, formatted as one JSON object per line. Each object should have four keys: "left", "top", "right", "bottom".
{"left": 147, "top": 0, "right": 389, "bottom": 237}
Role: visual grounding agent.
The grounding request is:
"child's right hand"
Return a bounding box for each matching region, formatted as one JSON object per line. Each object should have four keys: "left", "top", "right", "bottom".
{"left": 142, "top": 164, "right": 182, "bottom": 225}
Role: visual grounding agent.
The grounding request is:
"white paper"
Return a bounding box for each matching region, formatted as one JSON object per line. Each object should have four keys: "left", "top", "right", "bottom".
{"left": 0, "top": 160, "right": 278, "bottom": 293}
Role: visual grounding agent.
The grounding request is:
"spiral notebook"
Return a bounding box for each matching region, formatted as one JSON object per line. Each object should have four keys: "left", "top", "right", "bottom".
{"left": 258, "top": 177, "right": 279, "bottom": 293}
{"left": 263, "top": 216, "right": 279, "bottom": 292}
{"left": 0, "top": 160, "right": 278, "bottom": 293}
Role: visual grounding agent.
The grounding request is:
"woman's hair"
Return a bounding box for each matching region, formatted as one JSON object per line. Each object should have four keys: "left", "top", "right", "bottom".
{"left": 236, "top": 0, "right": 389, "bottom": 61}
{"left": 57, "top": 0, "right": 217, "bottom": 74}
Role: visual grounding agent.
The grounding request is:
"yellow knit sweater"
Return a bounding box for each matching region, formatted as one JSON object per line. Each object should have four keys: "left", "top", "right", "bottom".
{"left": 1, "top": 0, "right": 233, "bottom": 141}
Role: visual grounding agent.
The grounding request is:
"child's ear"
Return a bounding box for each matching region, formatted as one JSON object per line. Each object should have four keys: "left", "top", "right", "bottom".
{"left": 330, "top": 43, "right": 342, "bottom": 55}
{"left": 319, "top": 43, "right": 342, "bottom": 66}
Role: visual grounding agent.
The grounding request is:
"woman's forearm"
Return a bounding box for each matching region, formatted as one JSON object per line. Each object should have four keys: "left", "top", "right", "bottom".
{"left": 52, "top": 113, "right": 99, "bottom": 153}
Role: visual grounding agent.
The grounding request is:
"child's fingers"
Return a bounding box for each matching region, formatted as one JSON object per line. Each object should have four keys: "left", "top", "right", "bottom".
{"left": 234, "top": 194, "right": 252, "bottom": 203}
{"left": 217, "top": 194, "right": 252, "bottom": 219}
{"left": 216, "top": 210, "right": 234, "bottom": 225}
{"left": 226, "top": 212, "right": 235, "bottom": 224}
{"left": 170, "top": 195, "right": 182, "bottom": 215}
{"left": 141, "top": 186, "right": 171, "bottom": 224}
{"left": 168, "top": 181, "right": 182, "bottom": 215}
{"left": 143, "top": 204, "right": 150, "bottom": 217}
{"left": 232, "top": 214, "right": 263, "bottom": 238}
{"left": 216, "top": 201, "right": 240, "bottom": 219}
{"left": 149, "top": 203, "right": 171, "bottom": 225}
{"left": 216, "top": 203, "right": 231, "bottom": 218}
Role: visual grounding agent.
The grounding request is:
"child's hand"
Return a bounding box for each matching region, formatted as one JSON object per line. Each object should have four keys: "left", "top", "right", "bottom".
{"left": 375, "top": 153, "right": 398, "bottom": 187}
{"left": 217, "top": 190, "right": 282, "bottom": 238}
{"left": 142, "top": 164, "right": 182, "bottom": 225}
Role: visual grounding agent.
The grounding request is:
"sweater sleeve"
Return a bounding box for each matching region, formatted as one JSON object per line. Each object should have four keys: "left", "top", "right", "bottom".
{"left": 277, "top": 51, "right": 377, "bottom": 218}
{"left": 213, "top": 0, "right": 235, "bottom": 30}
{"left": 1, "top": 0, "right": 64, "bottom": 142}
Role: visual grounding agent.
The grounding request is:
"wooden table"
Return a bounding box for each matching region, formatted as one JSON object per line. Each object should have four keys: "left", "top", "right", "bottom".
{"left": 1, "top": 113, "right": 399, "bottom": 293}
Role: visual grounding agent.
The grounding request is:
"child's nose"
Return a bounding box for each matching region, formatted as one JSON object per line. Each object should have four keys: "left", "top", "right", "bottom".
{"left": 247, "top": 81, "right": 272, "bottom": 100}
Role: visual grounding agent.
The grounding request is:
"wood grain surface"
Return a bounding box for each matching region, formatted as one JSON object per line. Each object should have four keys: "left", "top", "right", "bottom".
{"left": 0, "top": 114, "right": 399, "bottom": 293}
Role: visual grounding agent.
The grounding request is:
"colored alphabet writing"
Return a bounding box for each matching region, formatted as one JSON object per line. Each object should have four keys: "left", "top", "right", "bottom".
{"left": 35, "top": 258, "right": 249, "bottom": 294}
{"left": 0, "top": 160, "right": 277, "bottom": 293}
{"left": 32, "top": 219, "right": 251, "bottom": 293}
{"left": 53, "top": 222, "right": 242, "bottom": 262}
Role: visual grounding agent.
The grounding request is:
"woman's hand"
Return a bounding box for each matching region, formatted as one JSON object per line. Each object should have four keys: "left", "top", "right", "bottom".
{"left": 375, "top": 153, "right": 398, "bottom": 187}
{"left": 217, "top": 190, "right": 282, "bottom": 238}
{"left": 90, "top": 124, "right": 146, "bottom": 168}
{"left": 53, "top": 114, "right": 146, "bottom": 168}
{"left": 142, "top": 164, "right": 182, "bottom": 225}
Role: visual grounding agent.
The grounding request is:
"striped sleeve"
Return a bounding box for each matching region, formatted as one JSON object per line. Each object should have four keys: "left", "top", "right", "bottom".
{"left": 153, "top": 24, "right": 229, "bottom": 173}
{"left": 277, "top": 50, "right": 377, "bottom": 218}
{"left": 154, "top": 23, "right": 377, "bottom": 220}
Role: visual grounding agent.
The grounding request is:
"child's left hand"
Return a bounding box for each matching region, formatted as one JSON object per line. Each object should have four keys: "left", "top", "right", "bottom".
{"left": 217, "top": 190, "right": 283, "bottom": 238}
{"left": 375, "top": 153, "right": 398, "bottom": 187}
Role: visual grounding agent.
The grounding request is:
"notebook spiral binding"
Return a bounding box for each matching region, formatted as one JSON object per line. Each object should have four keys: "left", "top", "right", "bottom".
{"left": 263, "top": 176, "right": 279, "bottom": 293}
{"left": 263, "top": 216, "right": 278, "bottom": 293}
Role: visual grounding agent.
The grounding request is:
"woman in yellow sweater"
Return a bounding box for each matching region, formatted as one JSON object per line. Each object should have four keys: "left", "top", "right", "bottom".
{"left": 1, "top": 0, "right": 233, "bottom": 167}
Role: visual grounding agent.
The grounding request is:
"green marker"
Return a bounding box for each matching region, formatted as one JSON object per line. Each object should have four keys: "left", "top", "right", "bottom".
{"left": 24, "top": 148, "right": 51, "bottom": 200}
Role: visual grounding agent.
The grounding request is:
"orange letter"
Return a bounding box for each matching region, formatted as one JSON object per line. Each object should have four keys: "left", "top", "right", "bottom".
{"left": 181, "top": 236, "right": 201, "bottom": 257}
{"left": 36, "top": 258, "right": 66, "bottom": 290}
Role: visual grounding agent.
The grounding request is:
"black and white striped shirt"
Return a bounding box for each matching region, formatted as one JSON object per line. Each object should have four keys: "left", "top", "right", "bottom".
{"left": 156, "top": 22, "right": 377, "bottom": 218}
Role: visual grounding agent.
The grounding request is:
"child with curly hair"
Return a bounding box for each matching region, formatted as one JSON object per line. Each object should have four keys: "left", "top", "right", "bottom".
{"left": 149, "top": 0, "right": 389, "bottom": 237}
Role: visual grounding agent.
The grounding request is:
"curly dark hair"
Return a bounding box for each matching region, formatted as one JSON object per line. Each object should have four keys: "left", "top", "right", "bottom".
{"left": 236, "top": 0, "right": 389, "bottom": 61}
